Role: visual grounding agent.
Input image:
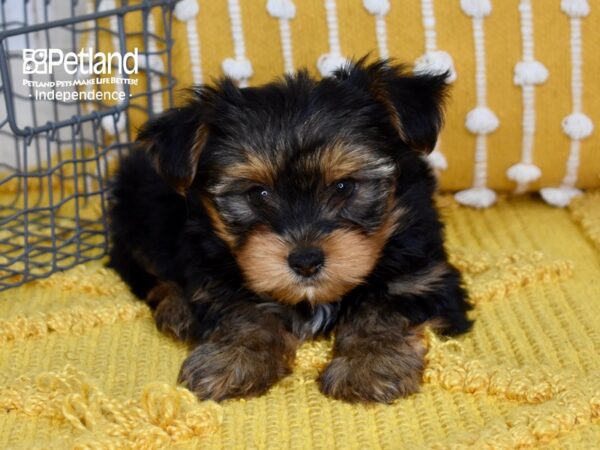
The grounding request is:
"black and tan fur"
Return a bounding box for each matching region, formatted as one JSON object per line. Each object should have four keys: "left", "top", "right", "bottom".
{"left": 108, "top": 58, "right": 472, "bottom": 403}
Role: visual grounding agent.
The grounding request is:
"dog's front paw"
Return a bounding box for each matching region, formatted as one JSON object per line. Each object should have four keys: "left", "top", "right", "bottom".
{"left": 319, "top": 339, "right": 426, "bottom": 403}
{"left": 150, "top": 283, "right": 200, "bottom": 341}
{"left": 178, "top": 341, "right": 293, "bottom": 401}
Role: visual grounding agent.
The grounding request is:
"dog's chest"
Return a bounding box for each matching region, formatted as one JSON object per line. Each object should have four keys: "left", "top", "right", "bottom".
{"left": 291, "top": 302, "right": 340, "bottom": 340}
{"left": 257, "top": 300, "right": 341, "bottom": 340}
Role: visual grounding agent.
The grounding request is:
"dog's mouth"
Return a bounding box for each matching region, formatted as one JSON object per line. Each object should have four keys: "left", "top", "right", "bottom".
{"left": 272, "top": 276, "right": 348, "bottom": 305}
{"left": 291, "top": 272, "right": 328, "bottom": 301}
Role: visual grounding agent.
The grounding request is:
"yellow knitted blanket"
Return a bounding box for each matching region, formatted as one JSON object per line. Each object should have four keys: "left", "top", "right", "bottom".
{"left": 1, "top": 194, "right": 599, "bottom": 449}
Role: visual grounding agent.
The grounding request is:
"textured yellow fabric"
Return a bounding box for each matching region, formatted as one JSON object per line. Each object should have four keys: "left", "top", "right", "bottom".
{"left": 570, "top": 190, "right": 600, "bottom": 251}
{"left": 160, "top": 0, "right": 600, "bottom": 192}
{"left": 1, "top": 194, "right": 599, "bottom": 449}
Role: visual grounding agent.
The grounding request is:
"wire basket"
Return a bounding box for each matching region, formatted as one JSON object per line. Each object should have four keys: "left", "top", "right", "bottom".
{"left": 0, "top": 0, "right": 177, "bottom": 291}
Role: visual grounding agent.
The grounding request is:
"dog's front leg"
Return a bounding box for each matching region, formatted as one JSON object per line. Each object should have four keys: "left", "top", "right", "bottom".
{"left": 319, "top": 297, "right": 427, "bottom": 403}
{"left": 177, "top": 302, "right": 298, "bottom": 401}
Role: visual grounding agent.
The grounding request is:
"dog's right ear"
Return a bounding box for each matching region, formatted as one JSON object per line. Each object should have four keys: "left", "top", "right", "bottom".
{"left": 137, "top": 101, "right": 208, "bottom": 195}
{"left": 334, "top": 58, "right": 449, "bottom": 154}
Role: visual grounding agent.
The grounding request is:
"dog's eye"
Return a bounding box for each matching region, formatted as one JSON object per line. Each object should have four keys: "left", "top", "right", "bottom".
{"left": 332, "top": 179, "right": 356, "bottom": 198}
{"left": 247, "top": 186, "right": 271, "bottom": 204}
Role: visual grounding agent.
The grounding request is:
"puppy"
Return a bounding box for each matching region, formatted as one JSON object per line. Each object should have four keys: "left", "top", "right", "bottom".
{"left": 108, "top": 59, "right": 472, "bottom": 403}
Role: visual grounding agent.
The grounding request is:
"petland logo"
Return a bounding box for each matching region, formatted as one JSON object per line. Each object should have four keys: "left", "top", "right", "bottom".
{"left": 23, "top": 48, "right": 138, "bottom": 75}
{"left": 22, "top": 48, "right": 140, "bottom": 102}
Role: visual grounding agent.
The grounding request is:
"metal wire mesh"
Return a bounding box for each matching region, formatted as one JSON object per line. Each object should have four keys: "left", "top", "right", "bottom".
{"left": 0, "top": 0, "right": 177, "bottom": 290}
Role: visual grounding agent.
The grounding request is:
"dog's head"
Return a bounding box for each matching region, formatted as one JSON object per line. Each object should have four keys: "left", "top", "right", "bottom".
{"left": 138, "top": 59, "right": 448, "bottom": 305}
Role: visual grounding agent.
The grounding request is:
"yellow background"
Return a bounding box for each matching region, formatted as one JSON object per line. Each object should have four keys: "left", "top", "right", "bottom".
{"left": 166, "top": 0, "right": 600, "bottom": 192}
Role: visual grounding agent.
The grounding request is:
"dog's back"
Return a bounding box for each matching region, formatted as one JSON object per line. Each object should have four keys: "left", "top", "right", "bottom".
{"left": 107, "top": 150, "right": 187, "bottom": 298}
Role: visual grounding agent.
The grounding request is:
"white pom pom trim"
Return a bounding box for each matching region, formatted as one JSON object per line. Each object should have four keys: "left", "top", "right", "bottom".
{"left": 561, "top": 0, "right": 590, "bottom": 18}
{"left": 222, "top": 57, "right": 253, "bottom": 81}
{"left": 101, "top": 114, "right": 126, "bottom": 135}
{"left": 267, "top": 0, "right": 296, "bottom": 20}
{"left": 460, "top": 0, "right": 492, "bottom": 18}
{"left": 513, "top": 60, "right": 549, "bottom": 86}
{"left": 427, "top": 150, "right": 448, "bottom": 171}
{"left": 362, "top": 0, "right": 390, "bottom": 16}
{"left": 98, "top": 0, "right": 116, "bottom": 12}
{"left": 562, "top": 113, "right": 594, "bottom": 140}
{"left": 540, "top": 186, "right": 582, "bottom": 207}
{"left": 414, "top": 51, "right": 457, "bottom": 83}
{"left": 317, "top": 53, "right": 348, "bottom": 77}
{"left": 506, "top": 163, "right": 542, "bottom": 184}
{"left": 454, "top": 187, "right": 497, "bottom": 208}
{"left": 138, "top": 54, "right": 165, "bottom": 72}
{"left": 465, "top": 107, "right": 499, "bottom": 135}
{"left": 174, "top": 0, "right": 199, "bottom": 21}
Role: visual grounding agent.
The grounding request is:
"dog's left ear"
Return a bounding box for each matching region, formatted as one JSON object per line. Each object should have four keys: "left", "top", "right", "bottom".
{"left": 335, "top": 59, "right": 449, "bottom": 154}
{"left": 136, "top": 100, "right": 209, "bottom": 195}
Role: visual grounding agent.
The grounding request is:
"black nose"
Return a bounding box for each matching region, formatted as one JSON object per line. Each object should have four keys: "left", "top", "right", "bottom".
{"left": 288, "top": 247, "right": 324, "bottom": 278}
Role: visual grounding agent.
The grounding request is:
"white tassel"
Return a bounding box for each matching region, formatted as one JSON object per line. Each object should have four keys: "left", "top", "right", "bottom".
{"left": 98, "top": 0, "right": 132, "bottom": 132}
{"left": 318, "top": 0, "right": 347, "bottom": 77}
{"left": 427, "top": 150, "right": 448, "bottom": 171}
{"left": 82, "top": 1, "right": 96, "bottom": 68}
{"left": 561, "top": 0, "right": 590, "bottom": 18}
{"left": 317, "top": 54, "right": 348, "bottom": 77}
{"left": 98, "top": 0, "right": 122, "bottom": 66}
{"left": 457, "top": 0, "right": 497, "bottom": 207}
{"left": 137, "top": 55, "right": 165, "bottom": 72}
{"left": 224, "top": 0, "right": 252, "bottom": 87}
{"left": 363, "top": 0, "right": 390, "bottom": 59}
{"left": 222, "top": 57, "right": 253, "bottom": 80}
{"left": 97, "top": 0, "right": 115, "bottom": 12}
{"left": 454, "top": 187, "right": 497, "bottom": 209}
{"left": 187, "top": 21, "right": 203, "bottom": 85}
{"left": 416, "top": 1, "right": 452, "bottom": 175}
{"left": 542, "top": 1, "right": 592, "bottom": 207}
{"left": 506, "top": 162, "right": 541, "bottom": 184}
{"left": 267, "top": 0, "right": 296, "bottom": 74}
{"left": 513, "top": 60, "right": 548, "bottom": 86}
{"left": 414, "top": 50, "right": 457, "bottom": 82}
{"left": 141, "top": 12, "right": 163, "bottom": 114}
{"left": 175, "top": 0, "right": 202, "bottom": 85}
{"left": 174, "top": 0, "right": 199, "bottom": 21}
{"left": 101, "top": 114, "right": 126, "bottom": 134}
{"left": 508, "top": 0, "right": 547, "bottom": 193}
{"left": 540, "top": 187, "right": 582, "bottom": 208}
{"left": 115, "top": 1, "right": 163, "bottom": 74}
{"left": 77, "top": 2, "right": 97, "bottom": 114}
{"left": 460, "top": 0, "right": 492, "bottom": 18}
{"left": 267, "top": 0, "right": 296, "bottom": 19}
{"left": 465, "top": 106, "right": 499, "bottom": 135}
{"left": 363, "top": 0, "right": 390, "bottom": 16}
{"left": 562, "top": 112, "right": 594, "bottom": 139}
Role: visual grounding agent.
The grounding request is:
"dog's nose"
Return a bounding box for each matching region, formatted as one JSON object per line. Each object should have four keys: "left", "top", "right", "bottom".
{"left": 288, "top": 247, "right": 324, "bottom": 277}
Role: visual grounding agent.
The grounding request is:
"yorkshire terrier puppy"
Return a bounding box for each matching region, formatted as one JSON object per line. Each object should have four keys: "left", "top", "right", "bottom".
{"left": 108, "top": 59, "right": 472, "bottom": 403}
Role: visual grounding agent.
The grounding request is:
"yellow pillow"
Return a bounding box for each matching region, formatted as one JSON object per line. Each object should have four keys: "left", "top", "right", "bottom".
{"left": 143, "top": 0, "right": 600, "bottom": 206}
